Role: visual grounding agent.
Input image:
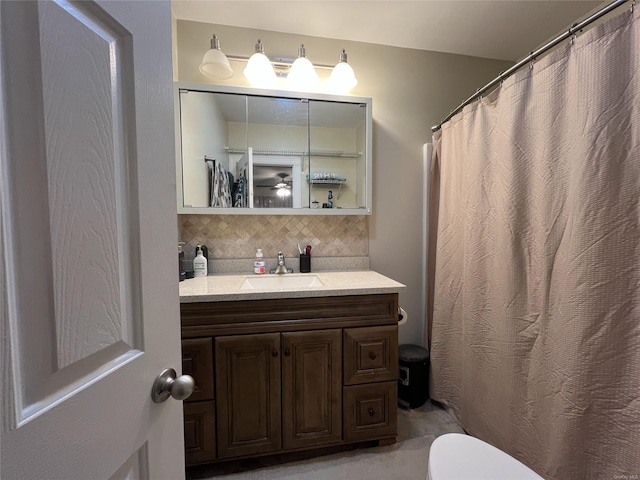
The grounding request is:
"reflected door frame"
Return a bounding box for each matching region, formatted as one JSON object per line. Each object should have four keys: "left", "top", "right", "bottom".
{"left": 252, "top": 156, "right": 303, "bottom": 208}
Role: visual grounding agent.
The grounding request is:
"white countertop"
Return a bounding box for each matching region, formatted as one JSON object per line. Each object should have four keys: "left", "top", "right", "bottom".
{"left": 179, "top": 270, "right": 405, "bottom": 303}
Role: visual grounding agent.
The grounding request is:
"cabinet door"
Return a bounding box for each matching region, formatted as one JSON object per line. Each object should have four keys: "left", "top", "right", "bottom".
{"left": 182, "top": 338, "right": 214, "bottom": 402}
{"left": 282, "top": 329, "right": 342, "bottom": 450}
{"left": 215, "top": 333, "right": 281, "bottom": 459}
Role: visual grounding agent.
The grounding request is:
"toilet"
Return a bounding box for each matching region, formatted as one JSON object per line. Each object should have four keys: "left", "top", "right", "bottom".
{"left": 428, "top": 433, "right": 544, "bottom": 480}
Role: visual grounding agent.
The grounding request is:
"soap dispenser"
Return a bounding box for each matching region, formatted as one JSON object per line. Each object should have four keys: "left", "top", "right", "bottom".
{"left": 193, "top": 246, "right": 208, "bottom": 277}
{"left": 196, "top": 244, "right": 208, "bottom": 261}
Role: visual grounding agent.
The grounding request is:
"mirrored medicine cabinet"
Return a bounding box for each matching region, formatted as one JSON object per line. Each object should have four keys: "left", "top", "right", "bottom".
{"left": 174, "top": 82, "right": 372, "bottom": 215}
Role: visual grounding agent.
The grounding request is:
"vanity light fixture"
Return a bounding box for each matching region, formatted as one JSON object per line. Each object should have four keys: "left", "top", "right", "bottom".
{"left": 328, "top": 49, "right": 358, "bottom": 94}
{"left": 244, "top": 39, "right": 277, "bottom": 88}
{"left": 199, "top": 34, "right": 358, "bottom": 93}
{"left": 287, "top": 44, "right": 319, "bottom": 92}
{"left": 199, "top": 34, "right": 233, "bottom": 80}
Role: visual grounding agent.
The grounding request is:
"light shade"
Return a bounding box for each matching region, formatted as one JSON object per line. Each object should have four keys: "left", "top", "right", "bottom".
{"left": 199, "top": 34, "right": 233, "bottom": 80}
{"left": 287, "top": 44, "right": 318, "bottom": 92}
{"left": 328, "top": 49, "right": 357, "bottom": 93}
{"left": 244, "top": 39, "right": 277, "bottom": 88}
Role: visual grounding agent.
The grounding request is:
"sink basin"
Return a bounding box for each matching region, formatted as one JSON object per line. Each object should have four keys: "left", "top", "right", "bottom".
{"left": 240, "top": 274, "right": 324, "bottom": 290}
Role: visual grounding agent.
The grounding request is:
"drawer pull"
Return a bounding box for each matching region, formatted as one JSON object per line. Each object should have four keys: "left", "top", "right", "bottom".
{"left": 284, "top": 349, "right": 291, "bottom": 357}
{"left": 368, "top": 408, "right": 375, "bottom": 417}
{"left": 369, "top": 351, "right": 377, "bottom": 360}
{"left": 272, "top": 349, "right": 279, "bottom": 357}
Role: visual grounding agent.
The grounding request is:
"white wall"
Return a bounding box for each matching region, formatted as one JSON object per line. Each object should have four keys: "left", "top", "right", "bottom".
{"left": 175, "top": 20, "right": 513, "bottom": 346}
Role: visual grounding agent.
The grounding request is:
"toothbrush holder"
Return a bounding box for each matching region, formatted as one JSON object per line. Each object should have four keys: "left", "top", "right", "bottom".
{"left": 299, "top": 254, "right": 311, "bottom": 273}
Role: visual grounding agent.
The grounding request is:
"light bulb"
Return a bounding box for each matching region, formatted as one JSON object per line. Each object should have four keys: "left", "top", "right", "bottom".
{"left": 243, "top": 39, "right": 276, "bottom": 88}
{"left": 328, "top": 49, "right": 357, "bottom": 93}
{"left": 199, "top": 34, "right": 233, "bottom": 80}
{"left": 287, "top": 44, "right": 318, "bottom": 92}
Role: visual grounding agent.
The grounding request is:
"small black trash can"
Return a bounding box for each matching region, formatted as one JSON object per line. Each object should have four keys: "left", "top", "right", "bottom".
{"left": 398, "top": 344, "right": 429, "bottom": 409}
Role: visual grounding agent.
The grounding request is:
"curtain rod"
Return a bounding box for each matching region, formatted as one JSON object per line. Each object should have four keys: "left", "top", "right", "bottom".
{"left": 431, "top": 0, "right": 632, "bottom": 133}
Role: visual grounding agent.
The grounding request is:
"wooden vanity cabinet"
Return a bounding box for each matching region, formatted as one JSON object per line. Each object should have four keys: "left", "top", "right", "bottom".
{"left": 180, "top": 293, "right": 398, "bottom": 466}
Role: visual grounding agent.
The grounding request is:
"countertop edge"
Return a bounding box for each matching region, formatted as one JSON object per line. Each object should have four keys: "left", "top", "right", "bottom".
{"left": 179, "top": 286, "right": 404, "bottom": 303}
{"left": 179, "top": 270, "right": 406, "bottom": 303}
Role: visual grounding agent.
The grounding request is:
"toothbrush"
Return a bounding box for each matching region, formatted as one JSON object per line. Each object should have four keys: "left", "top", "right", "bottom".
{"left": 297, "top": 243, "right": 303, "bottom": 255}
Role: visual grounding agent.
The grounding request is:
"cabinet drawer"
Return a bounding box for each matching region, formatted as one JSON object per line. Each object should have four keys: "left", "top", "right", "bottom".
{"left": 343, "top": 326, "right": 398, "bottom": 385}
{"left": 184, "top": 401, "right": 216, "bottom": 465}
{"left": 182, "top": 338, "right": 214, "bottom": 401}
{"left": 343, "top": 382, "right": 397, "bottom": 442}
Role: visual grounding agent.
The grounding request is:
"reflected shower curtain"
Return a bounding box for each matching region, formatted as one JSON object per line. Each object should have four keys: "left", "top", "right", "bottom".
{"left": 429, "top": 8, "right": 639, "bottom": 480}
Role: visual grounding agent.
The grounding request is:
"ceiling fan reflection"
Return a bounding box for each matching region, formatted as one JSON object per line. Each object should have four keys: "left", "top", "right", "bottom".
{"left": 257, "top": 172, "right": 292, "bottom": 196}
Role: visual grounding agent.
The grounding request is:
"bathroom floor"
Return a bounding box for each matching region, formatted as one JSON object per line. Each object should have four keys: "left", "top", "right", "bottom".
{"left": 187, "top": 400, "right": 466, "bottom": 480}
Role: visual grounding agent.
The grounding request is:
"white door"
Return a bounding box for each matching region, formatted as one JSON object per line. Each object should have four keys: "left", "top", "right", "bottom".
{"left": 1, "top": 1, "right": 185, "bottom": 479}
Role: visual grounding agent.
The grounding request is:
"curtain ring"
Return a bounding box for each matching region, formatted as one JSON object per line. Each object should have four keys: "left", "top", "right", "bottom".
{"left": 529, "top": 52, "right": 535, "bottom": 70}
{"left": 632, "top": 0, "right": 635, "bottom": 13}
{"left": 570, "top": 33, "right": 577, "bottom": 45}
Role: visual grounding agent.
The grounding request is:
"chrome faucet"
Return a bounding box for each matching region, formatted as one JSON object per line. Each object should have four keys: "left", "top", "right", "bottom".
{"left": 271, "top": 251, "right": 292, "bottom": 274}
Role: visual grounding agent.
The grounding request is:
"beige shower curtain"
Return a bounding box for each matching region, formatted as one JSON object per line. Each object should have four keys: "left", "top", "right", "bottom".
{"left": 429, "top": 8, "right": 640, "bottom": 480}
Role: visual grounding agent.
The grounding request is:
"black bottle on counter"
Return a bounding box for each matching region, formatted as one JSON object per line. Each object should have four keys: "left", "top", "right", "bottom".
{"left": 178, "top": 243, "right": 186, "bottom": 282}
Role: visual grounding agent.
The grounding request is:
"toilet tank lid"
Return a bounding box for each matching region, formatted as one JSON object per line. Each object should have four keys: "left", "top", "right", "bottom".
{"left": 428, "top": 433, "right": 544, "bottom": 480}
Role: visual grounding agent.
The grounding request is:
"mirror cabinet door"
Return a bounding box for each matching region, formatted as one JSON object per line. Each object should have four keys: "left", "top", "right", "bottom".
{"left": 308, "top": 100, "right": 367, "bottom": 211}
{"left": 179, "top": 90, "right": 247, "bottom": 209}
{"left": 247, "top": 96, "right": 309, "bottom": 209}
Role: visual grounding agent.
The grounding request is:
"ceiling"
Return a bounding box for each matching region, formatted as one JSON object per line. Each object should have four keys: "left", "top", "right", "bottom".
{"left": 171, "top": 0, "right": 604, "bottom": 62}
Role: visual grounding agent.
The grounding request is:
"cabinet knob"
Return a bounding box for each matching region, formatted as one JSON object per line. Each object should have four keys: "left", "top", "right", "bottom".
{"left": 284, "top": 349, "right": 291, "bottom": 357}
{"left": 272, "top": 349, "right": 279, "bottom": 357}
{"left": 368, "top": 408, "right": 375, "bottom": 417}
{"left": 369, "top": 351, "right": 377, "bottom": 360}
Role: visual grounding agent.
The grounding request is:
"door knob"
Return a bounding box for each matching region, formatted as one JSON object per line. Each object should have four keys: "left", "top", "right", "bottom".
{"left": 151, "top": 368, "right": 195, "bottom": 403}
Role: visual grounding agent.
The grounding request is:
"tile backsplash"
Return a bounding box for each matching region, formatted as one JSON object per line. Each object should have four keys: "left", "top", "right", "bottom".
{"left": 179, "top": 214, "right": 368, "bottom": 260}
